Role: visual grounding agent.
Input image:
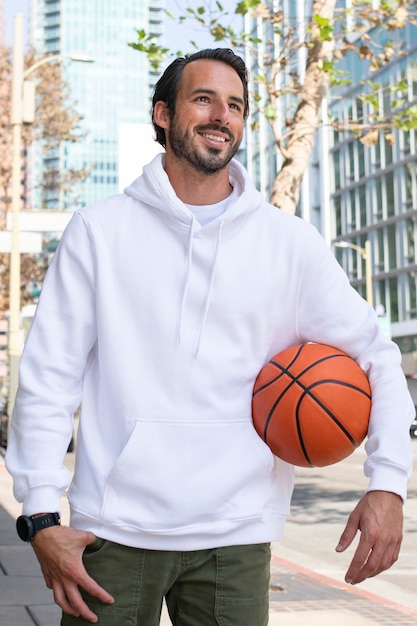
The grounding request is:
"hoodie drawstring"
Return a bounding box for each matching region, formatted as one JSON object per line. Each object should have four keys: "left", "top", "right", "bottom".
{"left": 195, "top": 220, "right": 224, "bottom": 357}
{"left": 177, "top": 218, "right": 195, "bottom": 345}
{"left": 177, "top": 219, "right": 224, "bottom": 357}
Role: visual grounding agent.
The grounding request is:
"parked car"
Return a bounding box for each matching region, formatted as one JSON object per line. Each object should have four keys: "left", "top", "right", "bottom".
{"left": 411, "top": 415, "right": 417, "bottom": 438}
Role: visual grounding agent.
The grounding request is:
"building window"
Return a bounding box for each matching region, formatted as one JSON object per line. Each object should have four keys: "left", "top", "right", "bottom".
{"left": 386, "top": 171, "right": 395, "bottom": 217}
{"left": 387, "top": 223, "right": 397, "bottom": 270}
{"left": 359, "top": 185, "right": 367, "bottom": 227}
{"left": 405, "top": 217, "right": 416, "bottom": 264}
{"left": 389, "top": 277, "right": 399, "bottom": 322}
{"left": 408, "top": 272, "right": 417, "bottom": 318}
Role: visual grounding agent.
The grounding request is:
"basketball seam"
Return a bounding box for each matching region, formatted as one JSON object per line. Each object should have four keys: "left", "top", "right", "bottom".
{"left": 258, "top": 349, "right": 370, "bottom": 467}
{"left": 253, "top": 344, "right": 306, "bottom": 396}
{"left": 253, "top": 351, "right": 349, "bottom": 396}
{"left": 260, "top": 353, "right": 354, "bottom": 440}
{"left": 295, "top": 380, "right": 365, "bottom": 467}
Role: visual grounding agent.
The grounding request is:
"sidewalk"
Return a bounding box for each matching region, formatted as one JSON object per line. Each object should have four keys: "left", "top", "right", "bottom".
{"left": 1, "top": 451, "right": 417, "bottom": 625}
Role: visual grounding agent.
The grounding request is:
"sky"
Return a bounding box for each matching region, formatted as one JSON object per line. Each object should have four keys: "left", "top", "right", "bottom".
{"left": 5, "top": 0, "right": 30, "bottom": 45}
{"left": 5, "top": 0, "right": 239, "bottom": 51}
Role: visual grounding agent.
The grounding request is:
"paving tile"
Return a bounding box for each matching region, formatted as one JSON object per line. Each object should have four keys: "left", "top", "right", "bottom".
{"left": 0, "top": 606, "right": 36, "bottom": 625}
{"left": 0, "top": 545, "right": 42, "bottom": 576}
{"left": 0, "top": 575, "right": 55, "bottom": 606}
{"left": 268, "top": 608, "right": 381, "bottom": 625}
{"left": 0, "top": 506, "right": 20, "bottom": 546}
{"left": 28, "top": 603, "right": 62, "bottom": 626}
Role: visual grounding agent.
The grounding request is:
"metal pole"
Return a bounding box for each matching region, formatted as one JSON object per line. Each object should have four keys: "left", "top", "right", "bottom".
{"left": 364, "top": 239, "right": 373, "bottom": 308}
{"left": 334, "top": 240, "right": 373, "bottom": 308}
{"left": 7, "top": 20, "right": 93, "bottom": 426}
{"left": 8, "top": 14, "right": 25, "bottom": 424}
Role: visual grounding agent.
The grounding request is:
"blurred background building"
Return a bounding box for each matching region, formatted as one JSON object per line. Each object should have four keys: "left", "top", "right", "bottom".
{"left": 242, "top": 0, "right": 417, "bottom": 399}
{"left": 29, "top": 0, "right": 163, "bottom": 211}
{"left": 2, "top": 0, "right": 417, "bottom": 402}
{"left": 327, "top": 18, "right": 417, "bottom": 397}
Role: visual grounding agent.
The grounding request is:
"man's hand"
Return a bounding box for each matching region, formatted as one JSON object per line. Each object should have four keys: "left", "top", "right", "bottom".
{"left": 336, "top": 490, "right": 403, "bottom": 585}
{"left": 31, "top": 525, "right": 114, "bottom": 623}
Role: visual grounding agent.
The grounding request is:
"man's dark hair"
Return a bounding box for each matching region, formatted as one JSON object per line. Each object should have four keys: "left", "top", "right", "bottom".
{"left": 152, "top": 48, "right": 249, "bottom": 148}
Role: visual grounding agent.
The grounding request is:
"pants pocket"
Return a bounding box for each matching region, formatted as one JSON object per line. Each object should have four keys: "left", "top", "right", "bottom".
{"left": 214, "top": 544, "right": 270, "bottom": 626}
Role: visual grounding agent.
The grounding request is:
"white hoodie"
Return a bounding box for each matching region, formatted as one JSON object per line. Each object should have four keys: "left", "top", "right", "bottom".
{"left": 6, "top": 155, "right": 414, "bottom": 550}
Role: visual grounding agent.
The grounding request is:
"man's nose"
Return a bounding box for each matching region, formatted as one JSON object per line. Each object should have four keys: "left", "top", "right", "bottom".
{"left": 211, "top": 101, "right": 230, "bottom": 124}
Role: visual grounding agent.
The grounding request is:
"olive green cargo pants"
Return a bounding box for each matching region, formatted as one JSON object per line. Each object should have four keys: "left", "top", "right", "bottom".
{"left": 61, "top": 539, "right": 270, "bottom": 626}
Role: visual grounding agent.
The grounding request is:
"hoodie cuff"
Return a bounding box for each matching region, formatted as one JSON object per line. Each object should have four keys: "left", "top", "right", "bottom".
{"left": 366, "top": 464, "right": 409, "bottom": 503}
{"left": 22, "top": 486, "right": 63, "bottom": 517}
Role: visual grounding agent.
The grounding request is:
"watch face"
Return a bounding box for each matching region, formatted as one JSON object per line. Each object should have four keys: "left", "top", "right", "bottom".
{"left": 16, "top": 515, "right": 34, "bottom": 542}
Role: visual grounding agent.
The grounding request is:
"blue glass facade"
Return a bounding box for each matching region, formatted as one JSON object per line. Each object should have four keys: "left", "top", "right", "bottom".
{"left": 329, "top": 25, "right": 417, "bottom": 325}
{"left": 30, "top": 0, "right": 162, "bottom": 209}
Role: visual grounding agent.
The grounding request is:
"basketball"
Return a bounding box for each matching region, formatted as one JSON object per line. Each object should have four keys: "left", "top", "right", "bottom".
{"left": 252, "top": 343, "right": 371, "bottom": 467}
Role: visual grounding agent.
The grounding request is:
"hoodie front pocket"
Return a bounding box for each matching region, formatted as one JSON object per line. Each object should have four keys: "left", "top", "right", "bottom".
{"left": 100, "top": 419, "right": 275, "bottom": 532}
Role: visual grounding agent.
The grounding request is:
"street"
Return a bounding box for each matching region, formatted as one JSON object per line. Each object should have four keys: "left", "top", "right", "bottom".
{"left": 275, "top": 438, "right": 417, "bottom": 611}
{"left": 1, "top": 437, "right": 416, "bottom": 624}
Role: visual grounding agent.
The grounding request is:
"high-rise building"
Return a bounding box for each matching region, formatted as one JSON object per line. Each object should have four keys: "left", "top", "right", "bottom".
{"left": 328, "top": 20, "right": 417, "bottom": 392}
{"left": 242, "top": 1, "right": 417, "bottom": 397}
{"left": 242, "top": 0, "right": 323, "bottom": 231}
{"left": 29, "top": 0, "right": 163, "bottom": 210}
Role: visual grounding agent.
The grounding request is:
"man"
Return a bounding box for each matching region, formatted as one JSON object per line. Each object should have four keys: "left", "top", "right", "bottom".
{"left": 6, "top": 48, "right": 414, "bottom": 626}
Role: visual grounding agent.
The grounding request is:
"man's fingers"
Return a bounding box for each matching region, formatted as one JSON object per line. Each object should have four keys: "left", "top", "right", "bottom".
{"left": 345, "top": 534, "right": 401, "bottom": 584}
{"left": 78, "top": 570, "right": 115, "bottom": 605}
{"left": 52, "top": 581, "right": 98, "bottom": 623}
{"left": 32, "top": 526, "right": 114, "bottom": 620}
{"left": 49, "top": 555, "right": 114, "bottom": 620}
{"left": 337, "top": 492, "right": 404, "bottom": 584}
{"left": 336, "top": 504, "right": 362, "bottom": 553}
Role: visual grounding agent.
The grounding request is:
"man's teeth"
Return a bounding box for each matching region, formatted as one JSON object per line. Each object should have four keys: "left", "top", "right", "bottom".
{"left": 202, "top": 133, "right": 226, "bottom": 143}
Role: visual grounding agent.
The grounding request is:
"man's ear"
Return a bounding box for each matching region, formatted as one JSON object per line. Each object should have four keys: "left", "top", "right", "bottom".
{"left": 153, "top": 101, "right": 170, "bottom": 130}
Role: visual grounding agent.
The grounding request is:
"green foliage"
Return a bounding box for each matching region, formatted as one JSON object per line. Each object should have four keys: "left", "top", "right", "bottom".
{"left": 264, "top": 104, "right": 277, "bottom": 120}
{"left": 128, "top": 0, "right": 417, "bottom": 151}
{"left": 210, "top": 23, "right": 228, "bottom": 40}
{"left": 393, "top": 105, "right": 417, "bottom": 131}
{"left": 312, "top": 14, "right": 334, "bottom": 41}
{"left": 128, "top": 29, "right": 169, "bottom": 71}
{"left": 235, "top": 0, "right": 262, "bottom": 16}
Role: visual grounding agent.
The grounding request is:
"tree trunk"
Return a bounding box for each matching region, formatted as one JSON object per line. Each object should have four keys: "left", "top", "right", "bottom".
{"left": 270, "top": 0, "right": 337, "bottom": 213}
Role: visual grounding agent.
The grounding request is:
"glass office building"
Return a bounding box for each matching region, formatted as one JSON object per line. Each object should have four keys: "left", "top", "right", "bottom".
{"left": 29, "top": 0, "right": 163, "bottom": 210}
{"left": 242, "top": 1, "right": 417, "bottom": 387}
{"left": 328, "top": 21, "right": 417, "bottom": 377}
{"left": 242, "top": 0, "right": 323, "bottom": 230}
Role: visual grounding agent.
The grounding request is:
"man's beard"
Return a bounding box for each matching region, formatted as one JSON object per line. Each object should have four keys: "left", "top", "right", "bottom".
{"left": 168, "top": 122, "right": 241, "bottom": 175}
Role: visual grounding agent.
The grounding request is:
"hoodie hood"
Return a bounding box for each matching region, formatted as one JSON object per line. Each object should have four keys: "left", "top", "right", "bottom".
{"left": 124, "top": 153, "right": 264, "bottom": 234}
{"left": 124, "top": 154, "right": 264, "bottom": 355}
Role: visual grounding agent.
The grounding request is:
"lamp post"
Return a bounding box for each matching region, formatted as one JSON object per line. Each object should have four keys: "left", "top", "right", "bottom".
{"left": 8, "top": 14, "right": 25, "bottom": 426}
{"left": 333, "top": 239, "right": 373, "bottom": 308}
{"left": 8, "top": 14, "right": 92, "bottom": 424}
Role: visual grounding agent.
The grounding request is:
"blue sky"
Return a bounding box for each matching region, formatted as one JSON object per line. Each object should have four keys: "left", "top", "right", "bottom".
{"left": 5, "top": 0, "right": 240, "bottom": 50}
{"left": 5, "top": 0, "right": 30, "bottom": 45}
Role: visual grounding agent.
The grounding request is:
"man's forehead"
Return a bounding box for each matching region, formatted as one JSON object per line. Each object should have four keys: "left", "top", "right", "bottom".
{"left": 179, "top": 59, "right": 243, "bottom": 93}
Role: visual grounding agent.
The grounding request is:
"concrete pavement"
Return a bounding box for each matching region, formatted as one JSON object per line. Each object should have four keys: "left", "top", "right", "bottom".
{"left": 1, "top": 443, "right": 417, "bottom": 625}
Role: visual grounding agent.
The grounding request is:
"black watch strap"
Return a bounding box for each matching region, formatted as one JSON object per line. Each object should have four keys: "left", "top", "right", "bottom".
{"left": 32, "top": 512, "right": 61, "bottom": 534}
{"left": 16, "top": 512, "right": 61, "bottom": 542}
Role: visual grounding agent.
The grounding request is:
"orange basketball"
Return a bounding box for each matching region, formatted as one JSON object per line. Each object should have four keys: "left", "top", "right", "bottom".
{"left": 252, "top": 343, "right": 371, "bottom": 467}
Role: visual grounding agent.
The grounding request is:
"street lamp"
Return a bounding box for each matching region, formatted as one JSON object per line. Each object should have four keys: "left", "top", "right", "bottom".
{"left": 8, "top": 13, "right": 92, "bottom": 423}
{"left": 333, "top": 239, "right": 373, "bottom": 308}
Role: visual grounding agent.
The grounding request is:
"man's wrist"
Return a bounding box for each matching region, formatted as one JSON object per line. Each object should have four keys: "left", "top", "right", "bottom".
{"left": 16, "top": 512, "right": 61, "bottom": 542}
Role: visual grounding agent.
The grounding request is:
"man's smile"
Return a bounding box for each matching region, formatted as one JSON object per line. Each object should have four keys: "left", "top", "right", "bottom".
{"left": 200, "top": 133, "right": 228, "bottom": 143}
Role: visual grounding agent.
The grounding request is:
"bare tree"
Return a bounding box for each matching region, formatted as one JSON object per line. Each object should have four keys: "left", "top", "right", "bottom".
{"left": 130, "top": 0, "right": 417, "bottom": 214}
{"left": 0, "top": 47, "right": 88, "bottom": 312}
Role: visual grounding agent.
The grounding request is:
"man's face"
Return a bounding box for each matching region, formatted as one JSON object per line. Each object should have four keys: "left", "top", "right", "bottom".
{"left": 165, "top": 60, "right": 245, "bottom": 175}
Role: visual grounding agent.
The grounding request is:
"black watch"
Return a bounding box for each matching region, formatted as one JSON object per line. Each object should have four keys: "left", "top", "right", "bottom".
{"left": 16, "top": 512, "right": 61, "bottom": 542}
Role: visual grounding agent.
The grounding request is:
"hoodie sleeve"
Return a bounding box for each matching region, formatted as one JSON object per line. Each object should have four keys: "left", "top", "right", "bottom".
{"left": 5, "top": 212, "right": 97, "bottom": 515}
{"left": 296, "top": 224, "right": 414, "bottom": 501}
